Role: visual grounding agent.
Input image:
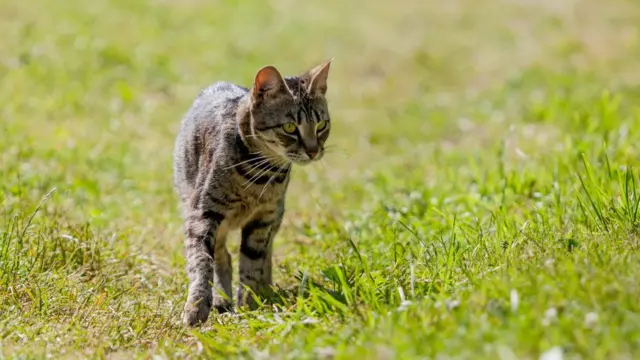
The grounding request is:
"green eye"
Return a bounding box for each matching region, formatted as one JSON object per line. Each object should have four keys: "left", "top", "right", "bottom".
{"left": 282, "top": 122, "right": 297, "bottom": 134}
{"left": 316, "top": 120, "right": 327, "bottom": 131}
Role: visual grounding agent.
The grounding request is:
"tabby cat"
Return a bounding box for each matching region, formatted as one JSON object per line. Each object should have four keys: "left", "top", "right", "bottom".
{"left": 173, "top": 60, "right": 332, "bottom": 326}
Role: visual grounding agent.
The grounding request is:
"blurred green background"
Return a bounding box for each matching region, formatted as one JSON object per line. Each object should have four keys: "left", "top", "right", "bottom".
{"left": 2, "top": 0, "right": 640, "bottom": 358}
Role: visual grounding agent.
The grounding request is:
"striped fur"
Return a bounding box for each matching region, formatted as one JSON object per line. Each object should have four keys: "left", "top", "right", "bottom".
{"left": 173, "top": 60, "right": 332, "bottom": 326}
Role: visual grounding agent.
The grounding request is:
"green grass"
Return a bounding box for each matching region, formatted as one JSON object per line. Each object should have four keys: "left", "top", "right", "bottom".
{"left": 2, "top": 0, "right": 640, "bottom": 358}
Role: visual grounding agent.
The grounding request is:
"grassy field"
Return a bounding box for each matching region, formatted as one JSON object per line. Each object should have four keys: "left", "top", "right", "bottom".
{"left": 2, "top": 0, "right": 640, "bottom": 358}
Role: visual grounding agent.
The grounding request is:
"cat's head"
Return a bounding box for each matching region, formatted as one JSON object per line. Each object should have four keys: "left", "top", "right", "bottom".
{"left": 248, "top": 60, "right": 332, "bottom": 165}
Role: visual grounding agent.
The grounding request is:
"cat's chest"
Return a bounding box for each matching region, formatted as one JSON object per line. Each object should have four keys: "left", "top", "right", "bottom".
{"left": 222, "top": 194, "right": 282, "bottom": 230}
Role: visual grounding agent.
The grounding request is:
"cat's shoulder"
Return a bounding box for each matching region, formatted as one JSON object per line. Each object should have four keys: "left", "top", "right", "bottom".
{"left": 183, "top": 81, "right": 248, "bottom": 124}
{"left": 197, "top": 81, "right": 249, "bottom": 102}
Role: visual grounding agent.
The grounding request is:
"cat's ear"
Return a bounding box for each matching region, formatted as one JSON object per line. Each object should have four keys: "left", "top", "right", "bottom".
{"left": 302, "top": 58, "right": 332, "bottom": 97}
{"left": 252, "top": 65, "right": 291, "bottom": 101}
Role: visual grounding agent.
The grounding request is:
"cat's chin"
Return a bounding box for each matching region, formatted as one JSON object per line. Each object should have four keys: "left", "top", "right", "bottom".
{"left": 294, "top": 159, "right": 312, "bottom": 166}
{"left": 291, "top": 157, "right": 322, "bottom": 166}
{"left": 285, "top": 156, "right": 312, "bottom": 165}
{"left": 289, "top": 153, "right": 325, "bottom": 166}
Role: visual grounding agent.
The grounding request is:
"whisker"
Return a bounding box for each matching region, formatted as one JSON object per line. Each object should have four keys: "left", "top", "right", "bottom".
{"left": 323, "top": 149, "right": 351, "bottom": 158}
{"left": 243, "top": 158, "right": 286, "bottom": 189}
{"left": 259, "top": 159, "right": 290, "bottom": 200}
{"left": 238, "top": 158, "right": 278, "bottom": 177}
{"left": 243, "top": 163, "right": 276, "bottom": 188}
{"left": 318, "top": 158, "right": 327, "bottom": 171}
{"left": 225, "top": 155, "right": 278, "bottom": 169}
{"left": 323, "top": 146, "right": 351, "bottom": 155}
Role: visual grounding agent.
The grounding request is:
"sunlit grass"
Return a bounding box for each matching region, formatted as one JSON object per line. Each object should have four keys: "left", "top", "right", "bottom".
{"left": 2, "top": 0, "right": 640, "bottom": 358}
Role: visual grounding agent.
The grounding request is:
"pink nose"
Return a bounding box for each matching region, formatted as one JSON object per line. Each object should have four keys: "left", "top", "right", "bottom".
{"left": 306, "top": 149, "right": 318, "bottom": 159}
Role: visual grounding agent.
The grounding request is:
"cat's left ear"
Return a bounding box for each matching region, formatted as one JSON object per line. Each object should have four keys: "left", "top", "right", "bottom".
{"left": 301, "top": 58, "right": 332, "bottom": 97}
{"left": 252, "top": 65, "right": 292, "bottom": 102}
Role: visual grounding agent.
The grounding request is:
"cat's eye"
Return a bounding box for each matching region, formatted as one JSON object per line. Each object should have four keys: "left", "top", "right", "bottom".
{"left": 282, "top": 122, "right": 297, "bottom": 134}
{"left": 316, "top": 120, "right": 327, "bottom": 131}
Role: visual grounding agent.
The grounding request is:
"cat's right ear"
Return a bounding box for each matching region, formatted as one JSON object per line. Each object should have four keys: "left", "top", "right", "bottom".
{"left": 252, "top": 65, "right": 292, "bottom": 101}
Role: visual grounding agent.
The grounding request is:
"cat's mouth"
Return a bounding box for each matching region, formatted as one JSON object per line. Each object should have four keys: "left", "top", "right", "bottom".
{"left": 286, "top": 152, "right": 322, "bottom": 165}
{"left": 285, "top": 156, "right": 310, "bottom": 165}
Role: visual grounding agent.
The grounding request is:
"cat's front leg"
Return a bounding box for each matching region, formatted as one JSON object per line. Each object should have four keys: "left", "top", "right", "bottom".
{"left": 182, "top": 208, "right": 224, "bottom": 326}
{"left": 237, "top": 210, "right": 282, "bottom": 309}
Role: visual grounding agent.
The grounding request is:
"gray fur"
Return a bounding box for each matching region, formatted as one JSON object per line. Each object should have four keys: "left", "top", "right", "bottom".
{"left": 173, "top": 61, "right": 332, "bottom": 326}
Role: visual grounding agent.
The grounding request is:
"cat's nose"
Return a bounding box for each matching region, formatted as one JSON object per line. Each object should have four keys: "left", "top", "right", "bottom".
{"left": 303, "top": 137, "right": 319, "bottom": 159}
{"left": 306, "top": 147, "right": 318, "bottom": 159}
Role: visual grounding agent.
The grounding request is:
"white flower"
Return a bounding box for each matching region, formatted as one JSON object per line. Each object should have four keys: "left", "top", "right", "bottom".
{"left": 510, "top": 290, "right": 519, "bottom": 314}
{"left": 539, "top": 346, "right": 563, "bottom": 360}
{"left": 584, "top": 312, "right": 598, "bottom": 328}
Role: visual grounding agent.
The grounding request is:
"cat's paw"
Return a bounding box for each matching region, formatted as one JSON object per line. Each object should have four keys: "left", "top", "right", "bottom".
{"left": 236, "top": 287, "right": 259, "bottom": 310}
{"left": 212, "top": 296, "right": 233, "bottom": 314}
{"left": 182, "top": 298, "right": 211, "bottom": 327}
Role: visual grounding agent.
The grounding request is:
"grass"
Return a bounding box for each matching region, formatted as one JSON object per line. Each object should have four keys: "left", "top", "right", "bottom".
{"left": 2, "top": 0, "right": 640, "bottom": 358}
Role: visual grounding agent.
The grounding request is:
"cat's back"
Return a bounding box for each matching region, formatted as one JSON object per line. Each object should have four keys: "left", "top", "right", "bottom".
{"left": 173, "top": 81, "right": 248, "bottom": 192}
{"left": 197, "top": 82, "right": 248, "bottom": 110}
{"left": 185, "top": 82, "right": 248, "bottom": 128}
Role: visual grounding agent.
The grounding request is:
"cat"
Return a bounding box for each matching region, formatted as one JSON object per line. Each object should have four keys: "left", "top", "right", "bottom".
{"left": 172, "top": 60, "right": 332, "bottom": 326}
